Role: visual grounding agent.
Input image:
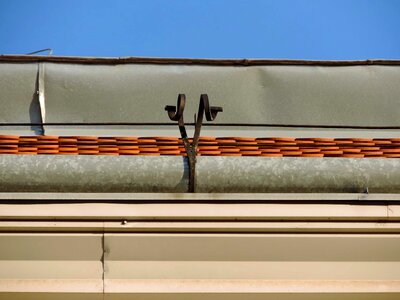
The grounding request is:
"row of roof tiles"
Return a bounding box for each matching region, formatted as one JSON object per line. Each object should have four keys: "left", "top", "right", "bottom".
{"left": 0, "top": 135, "right": 399, "bottom": 158}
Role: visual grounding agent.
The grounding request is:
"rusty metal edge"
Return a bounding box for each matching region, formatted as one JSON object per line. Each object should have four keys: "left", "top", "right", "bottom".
{"left": 1, "top": 55, "right": 400, "bottom": 66}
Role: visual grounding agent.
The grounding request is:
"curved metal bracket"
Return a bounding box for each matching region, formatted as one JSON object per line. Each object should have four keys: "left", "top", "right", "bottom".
{"left": 165, "top": 94, "right": 186, "bottom": 121}
{"left": 165, "top": 94, "right": 223, "bottom": 192}
{"left": 193, "top": 94, "right": 223, "bottom": 144}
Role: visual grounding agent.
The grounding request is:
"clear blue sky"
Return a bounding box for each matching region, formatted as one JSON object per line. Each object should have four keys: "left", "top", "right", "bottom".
{"left": 0, "top": 0, "right": 399, "bottom": 59}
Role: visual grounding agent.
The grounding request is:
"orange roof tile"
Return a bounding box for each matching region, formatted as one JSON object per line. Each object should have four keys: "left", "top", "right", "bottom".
{"left": 0, "top": 135, "right": 398, "bottom": 158}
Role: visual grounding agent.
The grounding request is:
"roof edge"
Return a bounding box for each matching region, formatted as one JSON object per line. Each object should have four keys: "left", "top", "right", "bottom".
{"left": 1, "top": 55, "right": 400, "bottom": 66}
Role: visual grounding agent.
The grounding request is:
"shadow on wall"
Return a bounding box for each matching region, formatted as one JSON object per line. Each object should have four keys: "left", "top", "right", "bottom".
{"left": 29, "top": 68, "right": 43, "bottom": 135}
{"left": 175, "top": 156, "right": 190, "bottom": 192}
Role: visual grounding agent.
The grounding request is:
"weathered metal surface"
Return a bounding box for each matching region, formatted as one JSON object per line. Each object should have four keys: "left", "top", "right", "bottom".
{"left": 0, "top": 155, "right": 187, "bottom": 192}
{"left": 196, "top": 157, "right": 400, "bottom": 193}
{"left": 0, "top": 63, "right": 38, "bottom": 123}
{"left": 1, "top": 156, "right": 400, "bottom": 193}
{"left": 42, "top": 63, "right": 400, "bottom": 127}
{"left": 1, "top": 60, "right": 400, "bottom": 136}
{"left": 42, "top": 125, "right": 400, "bottom": 139}
{"left": 1, "top": 60, "right": 400, "bottom": 132}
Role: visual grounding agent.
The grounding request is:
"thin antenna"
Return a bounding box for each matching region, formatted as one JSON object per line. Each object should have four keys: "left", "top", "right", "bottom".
{"left": 26, "top": 48, "right": 53, "bottom": 56}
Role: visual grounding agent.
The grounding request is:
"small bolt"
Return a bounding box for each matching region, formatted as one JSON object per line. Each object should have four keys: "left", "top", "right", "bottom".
{"left": 122, "top": 220, "right": 128, "bottom": 225}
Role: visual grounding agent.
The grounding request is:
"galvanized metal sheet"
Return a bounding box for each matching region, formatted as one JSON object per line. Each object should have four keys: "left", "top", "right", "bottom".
{"left": 0, "top": 63, "right": 38, "bottom": 123}
{"left": 42, "top": 124, "right": 400, "bottom": 138}
{"left": 0, "top": 155, "right": 400, "bottom": 193}
{"left": 0, "top": 63, "right": 42, "bottom": 134}
{"left": 196, "top": 157, "right": 400, "bottom": 193}
{"left": 0, "top": 155, "right": 187, "bottom": 192}
{"left": 1, "top": 61, "right": 400, "bottom": 132}
{"left": 42, "top": 63, "right": 400, "bottom": 127}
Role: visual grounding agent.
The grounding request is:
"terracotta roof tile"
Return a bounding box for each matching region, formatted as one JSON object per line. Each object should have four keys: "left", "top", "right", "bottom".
{"left": 301, "top": 153, "right": 324, "bottom": 157}
{"left": 0, "top": 135, "right": 399, "bottom": 158}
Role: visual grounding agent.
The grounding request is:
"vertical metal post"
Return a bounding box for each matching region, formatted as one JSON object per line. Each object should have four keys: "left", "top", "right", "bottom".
{"left": 165, "top": 94, "right": 222, "bottom": 192}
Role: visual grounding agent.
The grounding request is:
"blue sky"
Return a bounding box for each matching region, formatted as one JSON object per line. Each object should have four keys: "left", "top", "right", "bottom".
{"left": 0, "top": 0, "right": 399, "bottom": 59}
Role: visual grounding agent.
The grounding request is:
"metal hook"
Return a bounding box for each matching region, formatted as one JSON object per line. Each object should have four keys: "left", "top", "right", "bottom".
{"left": 164, "top": 94, "right": 186, "bottom": 121}
{"left": 201, "top": 94, "right": 223, "bottom": 121}
{"left": 193, "top": 94, "right": 223, "bottom": 145}
{"left": 165, "top": 94, "right": 222, "bottom": 192}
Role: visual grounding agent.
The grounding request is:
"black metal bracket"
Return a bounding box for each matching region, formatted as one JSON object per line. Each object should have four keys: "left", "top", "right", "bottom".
{"left": 165, "top": 94, "right": 223, "bottom": 192}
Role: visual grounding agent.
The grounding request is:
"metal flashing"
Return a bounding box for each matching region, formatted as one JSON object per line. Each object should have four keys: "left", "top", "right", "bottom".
{"left": 1, "top": 55, "right": 400, "bottom": 66}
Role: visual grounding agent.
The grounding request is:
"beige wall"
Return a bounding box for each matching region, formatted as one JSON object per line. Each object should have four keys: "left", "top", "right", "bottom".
{"left": 1, "top": 200, "right": 400, "bottom": 298}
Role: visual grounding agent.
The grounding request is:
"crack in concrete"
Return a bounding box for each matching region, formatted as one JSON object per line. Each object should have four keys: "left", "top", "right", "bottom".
{"left": 102, "top": 221, "right": 105, "bottom": 298}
